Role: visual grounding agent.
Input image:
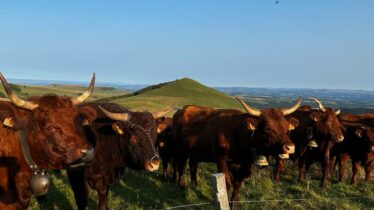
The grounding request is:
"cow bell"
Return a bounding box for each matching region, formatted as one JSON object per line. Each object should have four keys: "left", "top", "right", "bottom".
{"left": 29, "top": 173, "right": 50, "bottom": 196}
{"left": 254, "top": 155, "right": 269, "bottom": 167}
{"left": 307, "top": 140, "right": 318, "bottom": 148}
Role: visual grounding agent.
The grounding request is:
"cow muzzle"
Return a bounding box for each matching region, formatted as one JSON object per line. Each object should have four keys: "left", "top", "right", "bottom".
{"left": 68, "top": 147, "right": 95, "bottom": 169}
{"left": 283, "top": 144, "right": 295, "bottom": 154}
{"left": 80, "top": 147, "right": 95, "bottom": 162}
{"left": 145, "top": 156, "right": 160, "bottom": 172}
{"left": 370, "top": 146, "right": 374, "bottom": 152}
{"left": 337, "top": 135, "right": 344, "bottom": 142}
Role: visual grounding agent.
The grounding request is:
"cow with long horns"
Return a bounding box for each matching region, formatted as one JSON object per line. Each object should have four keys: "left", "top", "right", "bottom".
{"left": 172, "top": 97, "right": 301, "bottom": 205}
{"left": 66, "top": 103, "right": 175, "bottom": 210}
{"left": 278, "top": 98, "right": 344, "bottom": 187}
{"left": 0, "top": 73, "right": 96, "bottom": 209}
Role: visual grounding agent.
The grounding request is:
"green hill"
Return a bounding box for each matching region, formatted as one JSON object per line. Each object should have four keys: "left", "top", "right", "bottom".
{"left": 102, "top": 78, "right": 243, "bottom": 113}
{"left": 0, "top": 84, "right": 128, "bottom": 101}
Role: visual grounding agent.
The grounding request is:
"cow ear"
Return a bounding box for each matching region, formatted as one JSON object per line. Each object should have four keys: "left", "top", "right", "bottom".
{"left": 355, "top": 129, "right": 363, "bottom": 138}
{"left": 287, "top": 117, "right": 299, "bottom": 131}
{"left": 112, "top": 122, "right": 125, "bottom": 135}
{"left": 310, "top": 112, "right": 320, "bottom": 122}
{"left": 0, "top": 102, "right": 30, "bottom": 129}
{"left": 157, "top": 127, "right": 162, "bottom": 134}
{"left": 79, "top": 106, "right": 97, "bottom": 126}
{"left": 245, "top": 118, "right": 257, "bottom": 131}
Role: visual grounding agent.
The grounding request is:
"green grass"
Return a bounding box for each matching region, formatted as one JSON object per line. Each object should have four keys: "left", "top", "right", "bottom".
{"left": 0, "top": 84, "right": 129, "bottom": 101}
{"left": 29, "top": 161, "right": 374, "bottom": 210}
{"left": 3, "top": 79, "right": 374, "bottom": 209}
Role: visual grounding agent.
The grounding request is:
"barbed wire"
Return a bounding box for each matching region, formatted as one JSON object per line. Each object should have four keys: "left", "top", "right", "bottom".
{"left": 158, "top": 196, "right": 374, "bottom": 210}
{"left": 159, "top": 202, "right": 211, "bottom": 210}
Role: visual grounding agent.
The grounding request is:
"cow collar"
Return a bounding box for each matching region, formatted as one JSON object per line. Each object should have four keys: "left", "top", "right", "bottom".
{"left": 19, "top": 130, "right": 44, "bottom": 174}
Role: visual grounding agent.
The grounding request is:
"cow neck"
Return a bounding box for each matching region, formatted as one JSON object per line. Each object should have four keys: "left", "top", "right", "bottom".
{"left": 19, "top": 130, "right": 43, "bottom": 174}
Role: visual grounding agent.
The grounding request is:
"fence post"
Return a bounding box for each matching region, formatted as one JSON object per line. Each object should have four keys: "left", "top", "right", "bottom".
{"left": 211, "top": 173, "right": 230, "bottom": 210}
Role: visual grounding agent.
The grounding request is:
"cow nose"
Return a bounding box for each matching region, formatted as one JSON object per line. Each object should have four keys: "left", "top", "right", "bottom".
{"left": 81, "top": 147, "right": 95, "bottom": 162}
{"left": 145, "top": 156, "right": 160, "bottom": 172}
{"left": 371, "top": 146, "right": 374, "bottom": 152}
{"left": 283, "top": 144, "right": 295, "bottom": 154}
{"left": 338, "top": 135, "right": 344, "bottom": 142}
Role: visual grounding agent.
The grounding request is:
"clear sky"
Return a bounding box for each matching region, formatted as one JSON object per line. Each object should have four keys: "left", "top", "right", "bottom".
{"left": 0, "top": 0, "right": 373, "bottom": 90}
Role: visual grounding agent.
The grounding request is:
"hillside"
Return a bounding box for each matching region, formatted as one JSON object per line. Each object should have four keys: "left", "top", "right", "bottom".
{"left": 99, "top": 78, "right": 243, "bottom": 113}
{"left": 0, "top": 84, "right": 128, "bottom": 101}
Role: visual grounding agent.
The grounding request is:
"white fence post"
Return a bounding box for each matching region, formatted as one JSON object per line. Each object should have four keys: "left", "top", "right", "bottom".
{"left": 212, "top": 173, "right": 230, "bottom": 210}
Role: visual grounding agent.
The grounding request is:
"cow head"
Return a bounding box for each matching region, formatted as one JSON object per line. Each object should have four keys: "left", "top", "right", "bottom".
{"left": 99, "top": 106, "right": 161, "bottom": 172}
{"left": 308, "top": 98, "right": 344, "bottom": 143}
{"left": 155, "top": 117, "right": 172, "bottom": 147}
{"left": 353, "top": 125, "right": 374, "bottom": 153}
{"left": 0, "top": 73, "right": 96, "bottom": 169}
{"left": 236, "top": 97, "right": 301, "bottom": 158}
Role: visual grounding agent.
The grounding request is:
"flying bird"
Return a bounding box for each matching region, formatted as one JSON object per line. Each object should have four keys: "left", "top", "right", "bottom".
{"left": 275, "top": 0, "right": 279, "bottom": 4}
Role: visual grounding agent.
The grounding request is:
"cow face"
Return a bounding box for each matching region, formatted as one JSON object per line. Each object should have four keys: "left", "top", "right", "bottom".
{"left": 155, "top": 117, "right": 172, "bottom": 150}
{"left": 309, "top": 107, "right": 344, "bottom": 143}
{"left": 110, "top": 111, "right": 160, "bottom": 172}
{"left": 354, "top": 126, "right": 374, "bottom": 153}
{"left": 0, "top": 73, "right": 96, "bottom": 169}
{"left": 236, "top": 97, "right": 301, "bottom": 158}
{"left": 249, "top": 109, "right": 298, "bottom": 157}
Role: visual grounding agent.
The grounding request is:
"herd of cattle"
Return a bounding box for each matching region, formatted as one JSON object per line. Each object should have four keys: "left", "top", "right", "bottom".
{"left": 0, "top": 73, "right": 373, "bottom": 210}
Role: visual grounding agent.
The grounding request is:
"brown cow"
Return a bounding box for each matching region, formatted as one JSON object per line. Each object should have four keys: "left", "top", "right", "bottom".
{"left": 67, "top": 103, "right": 174, "bottom": 210}
{"left": 290, "top": 98, "right": 344, "bottom": 187}
{"left": 155, "top": 117, "right": 174, "bottom": 179}
{"left": 0, "top": 73, "right": 96, "bottom": 209}
{"left": 331, "top": 114, "right": 374, "bottom": 185}
{"left": 282, "top": 98, "right": 344, "bottom": 187}
{"left": 173, "top": 97, "right": 301, "bottom": 204}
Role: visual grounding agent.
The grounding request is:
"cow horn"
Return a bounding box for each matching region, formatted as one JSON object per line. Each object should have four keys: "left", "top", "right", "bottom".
{"left": 152, "top": 104, "right": 177, "bottom": 119}
{"left": 0, "top": 72, "right": 39, "bottom": 110}
{"left": 99, "top": 106, "right": 130, "bottom": 121}
{"left": 235, "top": 97, "right": 261, "bottom": 117}
{"left": 309, "top": 97, "right": 326, "bottom": 112}
{"left": 0, "top": 98, "right": 11, "bottom": 102}
{"left": 335, "top": 109, "right": 341, "bottom": 115}
{"left": 281, "top": 97, "right": 302, "bottom": 116}
{"left": 71, "top": 73, "right": 96, "bottom": 105}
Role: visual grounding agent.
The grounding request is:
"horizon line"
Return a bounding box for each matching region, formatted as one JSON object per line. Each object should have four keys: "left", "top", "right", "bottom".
{"left": 7, "top": 77, "right": 374, "bottom": 92}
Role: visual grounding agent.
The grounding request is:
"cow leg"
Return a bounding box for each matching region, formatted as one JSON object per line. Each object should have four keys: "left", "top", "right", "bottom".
{"left": 67, "top": 169, "right": 88, "bottom": 210}
{"left": 338, "top": 154, "right": 349, "bottom": 182}
{"left": 320, "top": 156, "right": 330, "bottom": 187}
{"left": 351, "top": 160, "right": 360, "bottom": 185}
{"left": 329, "top": 155, "right": 337, "bottom": 179}
{"left": 274, "top": 158, "right": 285, "bottom": 182}
{"left": 298, "top": 150, "right": 308, "bottom": 180}
{"left": 162, "top": 156, "right": 170, "bottom": 180}
{"left": 230, "top": 164, "right": 250, "bottom": 209}
{"left": 364, "top": 157, "right": 373, "bottom": 184}
{"left": 172, "top": 159, "right": 177, "bottom": 181}
{"left": 365, "top": 166, "right": 372, "bottom": 184}
{"left": 320, "top": 142, "right": 333, "bottom": 188}
{"left": 97, "top": 186, "right": 109, "bottom": 210}
{"left": 189, "top": 159, "right": 199, "bottom": 187}
{"left": 177, "top": 155, "right": 188, "bottom": 188}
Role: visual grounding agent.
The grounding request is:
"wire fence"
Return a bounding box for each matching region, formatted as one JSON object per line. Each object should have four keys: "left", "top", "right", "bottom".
{"left": 159, "top": 196, "right": 374, "bottom": 210}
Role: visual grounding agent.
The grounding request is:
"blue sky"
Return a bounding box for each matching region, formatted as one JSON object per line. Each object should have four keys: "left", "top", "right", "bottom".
{"left": 0, "top": 0, "right": 373, "bottom": 90}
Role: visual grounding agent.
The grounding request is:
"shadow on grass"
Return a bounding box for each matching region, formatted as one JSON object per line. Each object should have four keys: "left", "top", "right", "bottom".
{"left": 35, "top": 172, "right": 74, "bottom": 210}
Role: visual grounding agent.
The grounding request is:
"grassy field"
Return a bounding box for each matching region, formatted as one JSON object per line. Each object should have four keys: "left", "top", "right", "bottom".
{"left": 3, "top": 79, "right": 374, "bottom": 209}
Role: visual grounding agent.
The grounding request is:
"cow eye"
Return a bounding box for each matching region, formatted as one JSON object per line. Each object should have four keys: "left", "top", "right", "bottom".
{"left": 46, "top": 125, "right": 57, "bottom": 133}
